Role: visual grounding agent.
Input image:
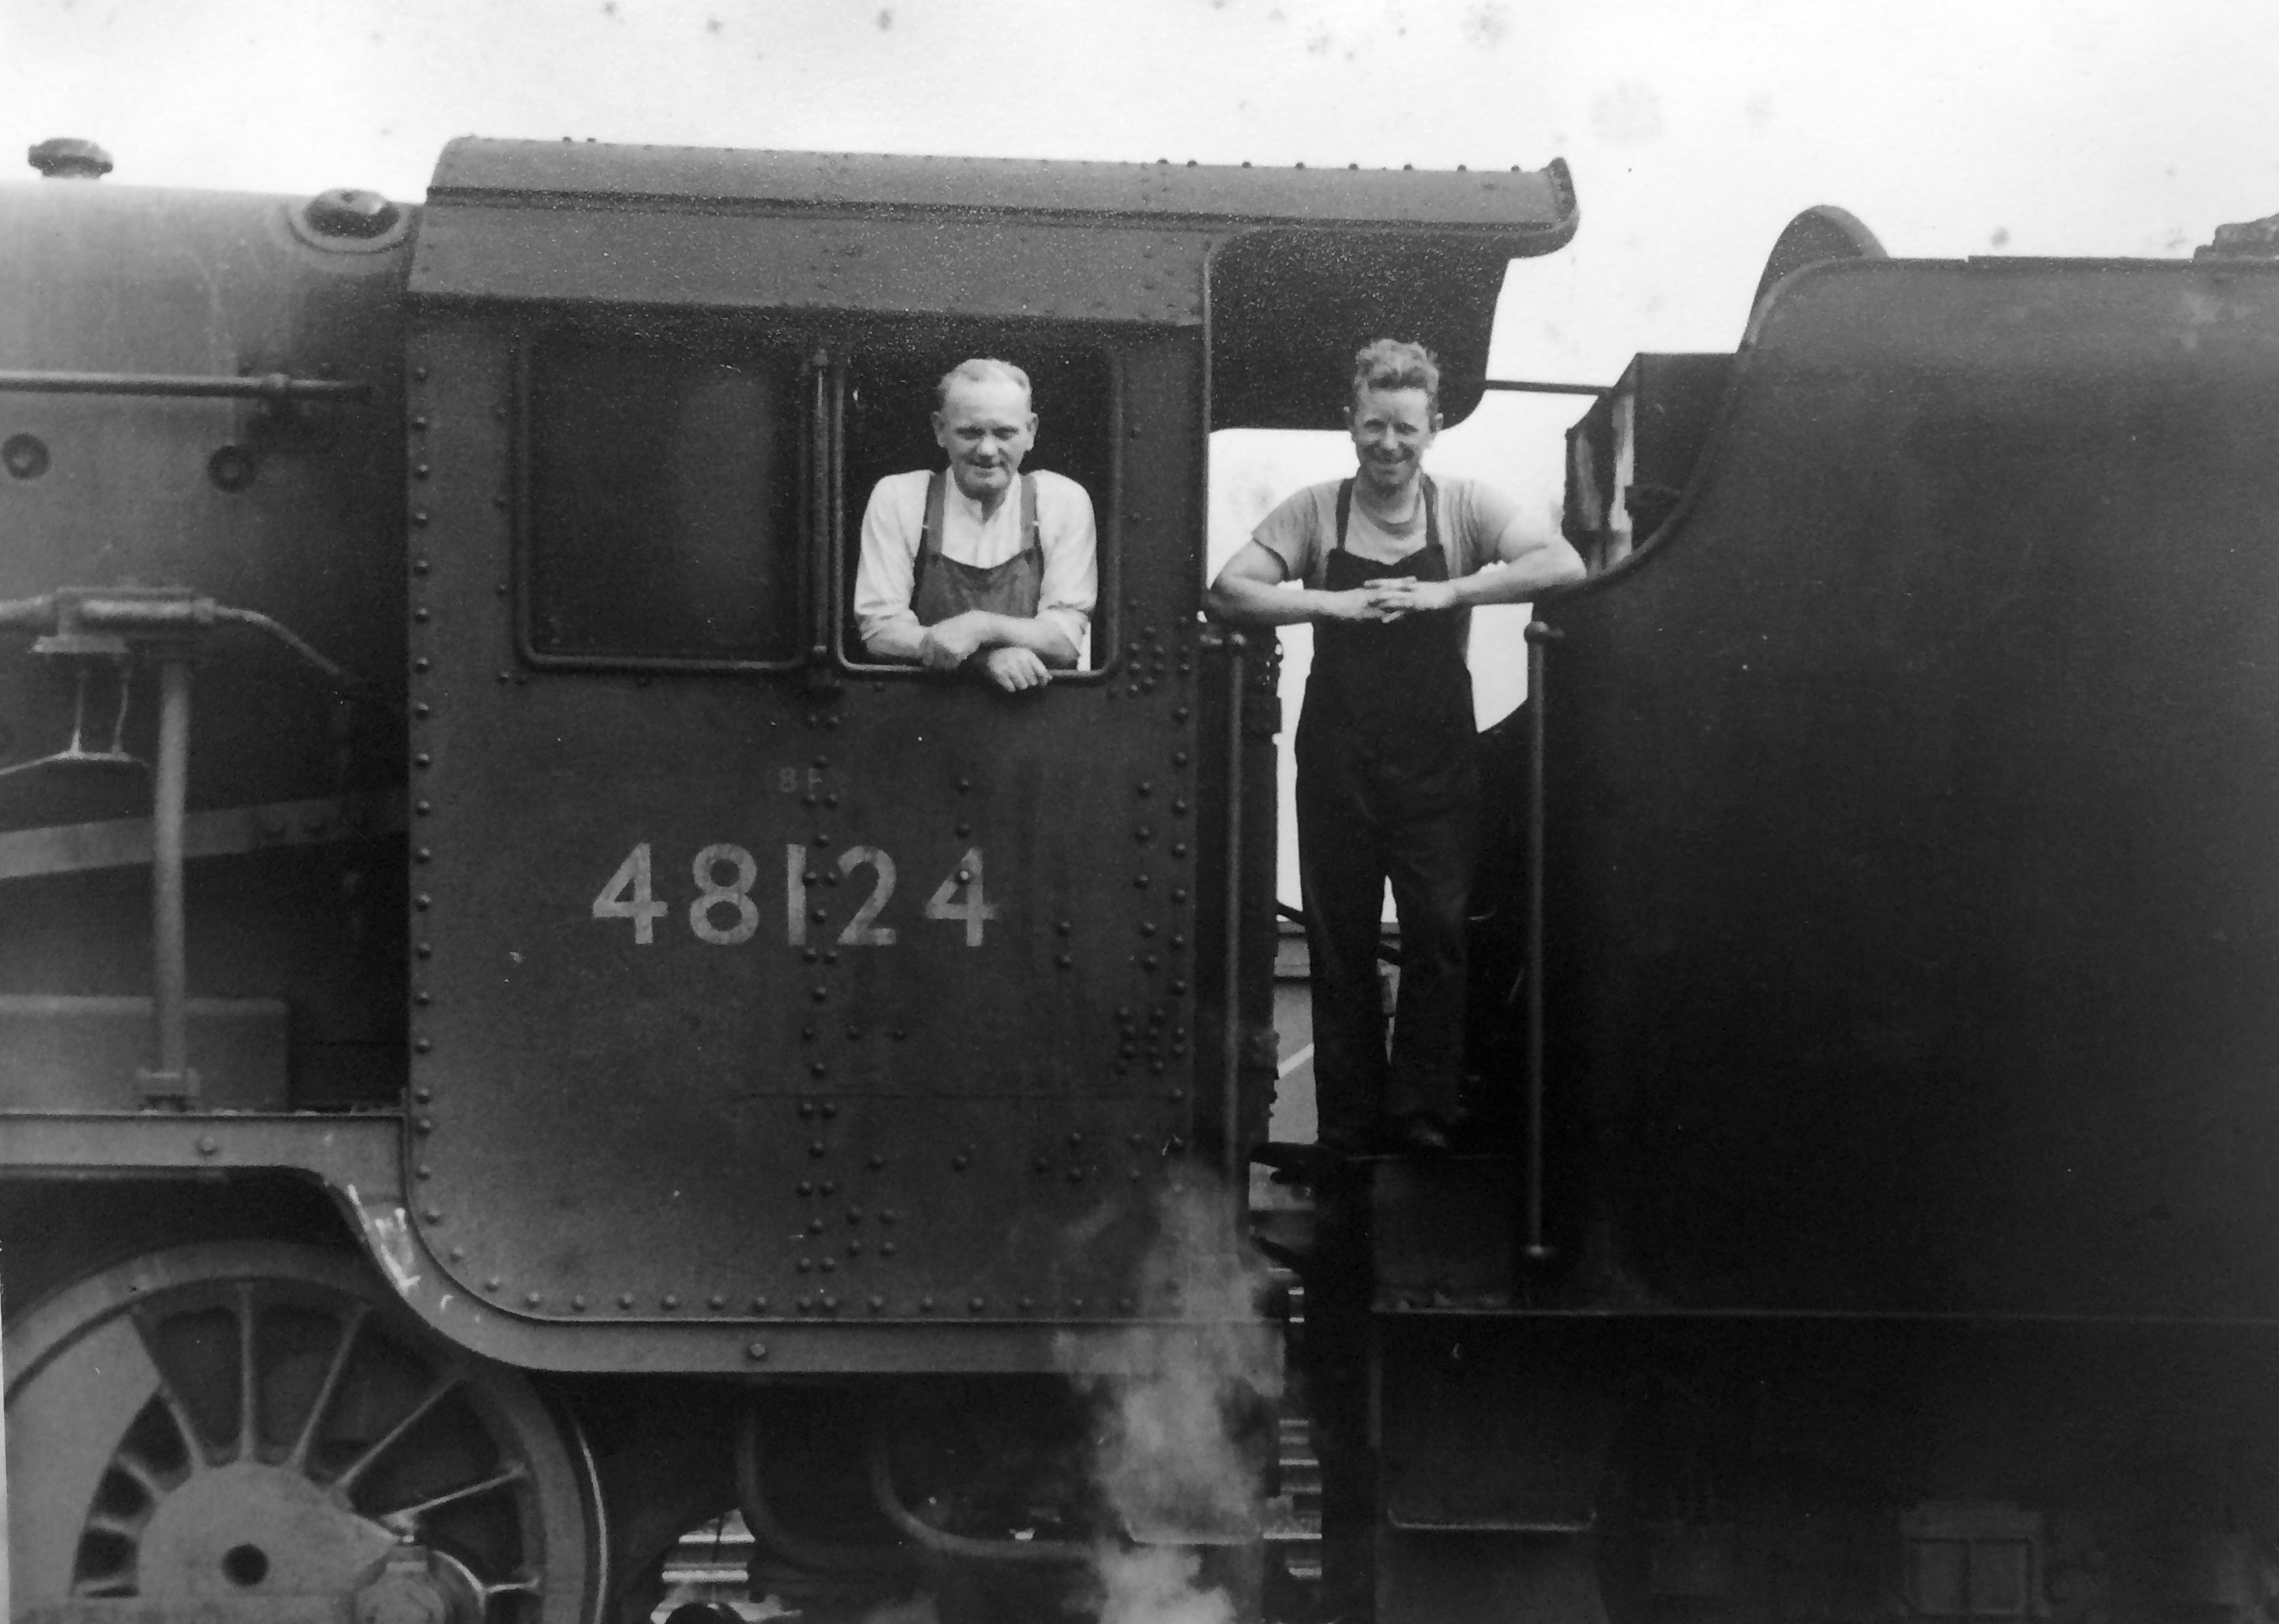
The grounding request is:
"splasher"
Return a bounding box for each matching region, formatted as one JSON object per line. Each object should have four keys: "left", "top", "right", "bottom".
{"left": 1059, "top": 1174, "right": 1280, "bottom": 1624}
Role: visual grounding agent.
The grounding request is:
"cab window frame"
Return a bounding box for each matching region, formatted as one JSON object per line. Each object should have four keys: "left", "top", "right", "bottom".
{"left": 512, "top": 318, "right": 819, "bottom": 675}
{"left": 828, "top": 335, "right": 1123, "bottom": 686}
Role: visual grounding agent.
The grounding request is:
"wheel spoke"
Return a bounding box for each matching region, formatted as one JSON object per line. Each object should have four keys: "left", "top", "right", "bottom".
{"left": 328, "top": 1373, "right": 464, "bottom": 1498}
{"left": 236, "top": 1280, "right": 259, "bottom": 1461}
{"left": 127, "top": 1308, "right": 218, "bottom": 1471}
{"left": 374, "top": 1464, "right": 529, "bottom": 1533}
{"left": 287, "top": 1301, "right": 372, "bottom": 1473}
{"left": 112, "top": 1450, "right": 169, "bottom": 1502}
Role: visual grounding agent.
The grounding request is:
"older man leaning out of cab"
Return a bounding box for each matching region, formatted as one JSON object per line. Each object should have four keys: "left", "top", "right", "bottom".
{"left": 854, "top": 357, "right": 1098, "bottom": 692}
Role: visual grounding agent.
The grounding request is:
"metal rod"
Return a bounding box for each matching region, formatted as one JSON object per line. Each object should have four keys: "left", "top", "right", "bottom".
{"left": 148, "top": 657, "right": 193, "bottom": 1104}
{"left": 1221, "top": 634, "right": 1247, "bottom": 1184}
{"left": 735, "top": 1405, "right": 914, "bottom": 1578}
{"left": 1522, "top": 622, "right": 1555, "bottom": 1264}
{"left": 0, "top": 370, "right": 369, "bottom": 402}
{"left": 1481, "top": 378, "right": 1610, "bottom": 398}
{"left": 866, "top": 1418, "right": 1090, "bottom": 1564}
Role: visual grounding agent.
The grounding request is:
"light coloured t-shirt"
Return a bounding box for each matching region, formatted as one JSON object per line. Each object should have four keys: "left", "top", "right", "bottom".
{"left": 1251, "top": 475, "right": 1529, "bottom": 654}
{"left": 854, "top": 468, "right": 1097, "bottom": 657}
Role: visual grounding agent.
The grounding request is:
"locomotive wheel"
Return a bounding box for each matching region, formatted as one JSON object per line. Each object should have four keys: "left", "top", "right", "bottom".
{"left": 6, "top": 1241, "right": 606, "bottom": 1624}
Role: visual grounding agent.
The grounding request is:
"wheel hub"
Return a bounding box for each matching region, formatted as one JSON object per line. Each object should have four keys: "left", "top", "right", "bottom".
{"left": 137, "top": 1460, "right": 397, "bottom": 1599}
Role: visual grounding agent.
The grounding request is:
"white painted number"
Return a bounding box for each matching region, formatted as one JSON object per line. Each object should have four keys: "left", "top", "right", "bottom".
{"left": 836, "top": 846, "right": 899, "bottom": 946}
{"left": 784, "top": 844, "right": 809, "bottom": 947}
{"left": 591, "top": 842, "right": 669, "bottom": 945}
{"left": 593, "top": 841, "right": 998, "bottom": 948}
{"left": 924, "top": 846, "right": 999, "bottom": 948}
{"left": 689, "top": 843, "right": 760, "bottom": 945}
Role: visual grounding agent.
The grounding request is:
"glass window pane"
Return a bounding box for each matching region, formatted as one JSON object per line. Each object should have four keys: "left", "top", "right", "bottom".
{"left": 528, "top": 336, "right": 803, "bottom": 663}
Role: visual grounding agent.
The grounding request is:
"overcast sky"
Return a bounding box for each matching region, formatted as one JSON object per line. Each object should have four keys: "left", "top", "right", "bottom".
{"left": 8, "top": 0, "right": 2273, "bottom": 893}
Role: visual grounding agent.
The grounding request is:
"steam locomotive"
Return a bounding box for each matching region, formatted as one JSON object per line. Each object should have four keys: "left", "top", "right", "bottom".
{"left": 10, "top": 128, "right": 2279, "bottom": 1624}
{"left": 0, "top": 134, "right": 1573, "bottom": 1624}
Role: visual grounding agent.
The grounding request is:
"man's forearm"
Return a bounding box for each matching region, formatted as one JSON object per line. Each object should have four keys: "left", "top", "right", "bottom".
{"left": 1208, "top": 575, "right": 1341, "bottom": 626}
{"left": 968, "top": 612, "right": 1079, "bottom": 667}
{"left": 861, "top": 617, "right": 928, "bottom": 664}
{"left": 1447, "top": 546, "right": 1587, "bottom": 608}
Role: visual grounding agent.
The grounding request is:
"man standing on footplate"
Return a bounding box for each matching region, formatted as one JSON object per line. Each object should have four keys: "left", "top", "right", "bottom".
{"left": 1208, "top": 339, "right": 1584, "bottom": 1158}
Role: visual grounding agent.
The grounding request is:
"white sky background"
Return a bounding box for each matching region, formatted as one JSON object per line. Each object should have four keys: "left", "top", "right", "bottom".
{"left": 6, "top": 0, "right": 2276, "bottom": 900}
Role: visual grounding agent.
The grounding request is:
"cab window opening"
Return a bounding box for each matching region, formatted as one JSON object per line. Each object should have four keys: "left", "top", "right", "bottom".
{"left": 836, "top": 334, "right": 1115, "bottom": 677}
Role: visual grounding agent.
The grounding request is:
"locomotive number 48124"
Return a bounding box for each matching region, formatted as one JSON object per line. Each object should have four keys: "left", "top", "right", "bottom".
{"left": 591, "top": 843, "right": 998, "bottom": 949}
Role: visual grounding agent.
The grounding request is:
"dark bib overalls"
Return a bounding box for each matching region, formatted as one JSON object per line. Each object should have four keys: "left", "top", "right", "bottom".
{"left": 910, "top": 470, "right": 1044, "bottom": 631}
{"left": 1294, "top": 476, "right": 1480, "bottom": 1150}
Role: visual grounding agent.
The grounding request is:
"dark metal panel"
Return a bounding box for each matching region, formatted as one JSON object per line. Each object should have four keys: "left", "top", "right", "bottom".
{"left": 1207, "top": 232, "right": 1527, "bottom": 430}
{"left": 1376, "top": 1320, "right": 1611, "bottom": 1533}
{"left": 412, "top": 206, "right": 1208, "bottom": 325}
{"left": 1541, "top": 258, "right": 2279, "bottom": 1317}
{"left": 428, "top": 139, "right": 1575, "bottom": 235}
{"left": 403, "top": 315, "right": 1225, "bottom": 1357}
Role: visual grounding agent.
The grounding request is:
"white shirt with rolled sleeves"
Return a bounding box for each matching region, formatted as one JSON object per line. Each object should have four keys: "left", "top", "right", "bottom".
{"left": 854, "top": 468, "right": 1098, "bottom": 664}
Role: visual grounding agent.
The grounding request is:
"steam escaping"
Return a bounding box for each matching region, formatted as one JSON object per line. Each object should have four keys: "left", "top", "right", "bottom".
{"left": 1095, "top": 1546, "right": 1237, "bottom": 1624}
{"left": 1060, "top": 1174, "right": 1281, "bottom": 1623}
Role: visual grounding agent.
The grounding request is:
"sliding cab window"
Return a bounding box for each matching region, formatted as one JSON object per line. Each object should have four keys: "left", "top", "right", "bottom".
{"left": 836, "top": 340, "right": 1116, "bottom": 677}
{"left": 523, "top": 332, "right": 806, "bottom": 669}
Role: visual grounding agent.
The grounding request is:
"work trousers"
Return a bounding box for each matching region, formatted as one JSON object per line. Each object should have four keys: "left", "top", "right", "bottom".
{"left": 1294, "top": 725, "right": 1480, "bottom": 1153}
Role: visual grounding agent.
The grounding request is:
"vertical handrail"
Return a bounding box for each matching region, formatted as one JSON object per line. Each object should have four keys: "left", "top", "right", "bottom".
{"left": 143, "top": 655, "right": 196, "bottom": 1107}
{"left": 1522, "top": 620, "right": 1558, "bottom": 1263}
{"left": 1220, "top": 633, "right": 1248, "bottom": 1184}
{"left": 806, "top": 350, "right": 835, "bottom": 671}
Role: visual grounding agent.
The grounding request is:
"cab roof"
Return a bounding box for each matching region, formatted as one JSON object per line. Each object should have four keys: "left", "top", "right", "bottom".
{"left": 414, "top": 138, "right": 1579, "bottom": 429}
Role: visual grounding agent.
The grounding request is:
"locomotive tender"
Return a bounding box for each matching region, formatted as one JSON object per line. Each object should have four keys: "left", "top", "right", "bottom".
{"left": 13, "top": 131, "right": 2279, "bottom": 1624}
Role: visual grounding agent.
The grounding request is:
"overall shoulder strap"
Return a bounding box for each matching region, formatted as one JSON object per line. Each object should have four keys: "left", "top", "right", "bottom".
{"left": 1020, "top": 473, "right": 1039, "bottom": 549}
{"left": 921, "top": 471, "right": 950, "bottom": 557}
{"left": 1334, "top": 479, "right": 1354, "bottom": 554}
{"left": 1422, "top": 474, "right": 1441, "bottom": 554}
